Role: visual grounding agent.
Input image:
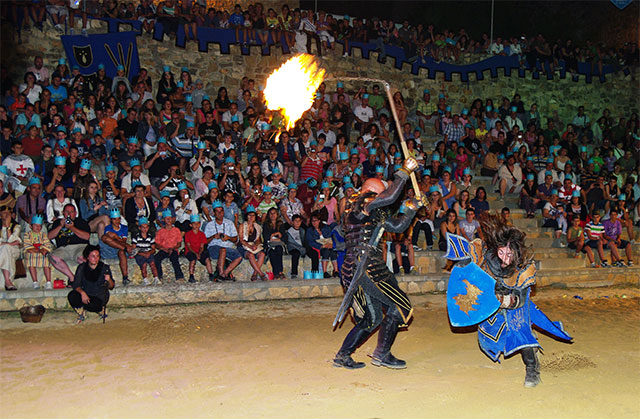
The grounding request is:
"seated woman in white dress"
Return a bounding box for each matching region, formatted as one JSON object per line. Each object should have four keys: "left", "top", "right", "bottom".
{"left": 0, "top": 205, "right": 22, "bottom": 290}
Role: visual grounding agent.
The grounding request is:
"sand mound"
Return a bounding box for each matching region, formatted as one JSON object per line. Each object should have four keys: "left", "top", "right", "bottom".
{"left": 541, "top": 352, "right": 597, "bottom": 371}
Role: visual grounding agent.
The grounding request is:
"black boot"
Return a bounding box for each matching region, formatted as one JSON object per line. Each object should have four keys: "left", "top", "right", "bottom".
{"left": 371, "top": 317, "right": 406, "bottom": 369}
{"left": 333, "top": 326, "right": 370, "bottom": 369}
{"left": 521, "top": 348, "right": 541, "bottom": 388}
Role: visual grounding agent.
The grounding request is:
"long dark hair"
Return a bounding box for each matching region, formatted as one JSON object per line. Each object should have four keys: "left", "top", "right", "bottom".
{"left": 480, "top": 213, "right": 532, "bottom": 278}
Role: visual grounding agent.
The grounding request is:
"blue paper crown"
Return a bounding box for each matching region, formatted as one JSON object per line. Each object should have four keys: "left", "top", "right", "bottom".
{"left": 197, "top": 141, "right": 206, "bottom": 149}
{"left": 31, "top": 214, "right": 44, "bottom": 225}
{"left": 272, "top": 167, "right": 280, "bottom": 174}
{"left": 343, "top": 182, "right": 354, "bottom": 190}
{"left": 212, "top": 200, "right": 223, "bottom": 209}
{"left": 138, "top": 217, "right": 149, "bottom": 225}
{"left": 339, "top": 152, "right": 349, "bottom": 160}
{"left": 129, "top": 159, "right": 141, "bottom": 168}
{"left": 160, "top": 190, "right": 171, "bottom": 198}
{"left": 288, "top": 183, "right": 298, "bottom": 190}
{"left": 106, "top": 164, "right": 116, "bottom": 173}
{"left": 80, "top": 159, "right": 92, "bottom": 170}
{"left": 325, "top": 170, "right": 333, "bottom": 177}
{"left": 162, "top": 209, "right": 173, "bottom": 218}
{"left": 225, "top": 157, "right": 235, "bottom": 164}
{"left": 28, "top": 177, "right": 41, "bottom": 185}
{"left": 429, "top": 186, "right": 440, "bottom": 194}
{"left": 262, "top": 186, "right": 272, "bottom": 193}
{"left": 208, "top": 181, "right": 218, "bottom": 190}
{"left": 0, "top": 166, "right": 8, "bottom": 175}
{"left": 354, "top": 167, "right": 362, "bottom": 176}
{"left": 375, "top": 165, "right": 384, "bottom": 173}
{"left": 54, "top": 156, "right": 66, "bottom": 166}
{"left": 177, "top": 182, "right": 187, "bottom": 191}
{"left": 128, "top": 136, "right": 138, "bottom": 144}
{"left": 109, "top": 209, "right": 121, "bottom": 219}
{"left": 157, "top": 137, "right": 167, "bottom": 144}
{"left": 306, "top": 178, "right": 317, "bottom": 188}
{"left": 350, "top": 148, "right": 359, "bottom": 155}
{"left": 246, "top": 205, "right": 256, "bottom": 213}
{"left": 463, "top": 168, "right": 471, "bottom": 175}
{"left": 320, "top": 181, "right": 330, "bottom": 189}
{"left": 190, "top": 214, "right": 201, "bottom": 222}
{"left": 423, "top": 169, "right": 431, "bottom": 176}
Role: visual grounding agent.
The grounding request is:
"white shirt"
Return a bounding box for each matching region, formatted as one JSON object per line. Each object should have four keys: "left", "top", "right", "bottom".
{"left": 222, "top": 110, "right": 243, "bottom": 125}
{"left": 3, "top": 154, "right": 34, "bottom": 177}
{"left": 260, "top": 158, "right": 284, "bottom": 177}
{"left": 316, "top": 128, "right": 336, "bottom": 148}
{"left": 489, "top": 42, "right": 504, "bottom": 54}
{"left": 189, "top": 155, "right": 216, "bottom": 180}
{"left": 174, "top": 198, "right": 198, "bottom": 223}
{"left": 353, "top": 105, "right": 374, "bottom": 123}
{"left": 121, "top": 173, "right": 151, "bottom": 192}
{"left": 19, "top": 83, "right": 42, "bottom": 104}
{"left": 204, "top": 218, "right": 238, "bottom": 249}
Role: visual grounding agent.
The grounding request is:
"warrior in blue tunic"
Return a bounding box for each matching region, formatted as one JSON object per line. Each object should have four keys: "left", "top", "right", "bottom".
{"left": 446, "top": 216, "right": 572, "bottom": 387}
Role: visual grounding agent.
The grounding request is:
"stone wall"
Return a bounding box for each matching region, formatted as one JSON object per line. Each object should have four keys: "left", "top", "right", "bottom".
{"left": 3, "top": 21, "right": 639, "bottom": 125}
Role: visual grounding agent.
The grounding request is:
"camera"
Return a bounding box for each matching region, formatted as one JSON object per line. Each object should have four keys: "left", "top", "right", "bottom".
{"left": 319, "top": 194, "right": 325, "bottom": 200}
{"left": 228, "top": 166, "right": 235, "bottom": 171}
{"left": 65, "top": 216, "right": 72, "bottom": 225}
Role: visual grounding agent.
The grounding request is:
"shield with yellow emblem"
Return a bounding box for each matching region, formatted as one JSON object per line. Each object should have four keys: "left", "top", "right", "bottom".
{"left": 447, "top": 262, "right": 501, "bottom": 327}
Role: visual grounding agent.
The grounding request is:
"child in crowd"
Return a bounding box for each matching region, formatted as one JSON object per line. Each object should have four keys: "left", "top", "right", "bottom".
{"left": 184, "top": 214, "right": 215, "bottom": 283}
{"left": 567, "top": 215, "right": 597, "bottom": 267}
{"left": 132, "top": 217, "right": 159, "bottom": 285}
{"left": 285, "top": 215, "right": 306, "bottom": 279}
{"left": 23, "top": 215, "right": 53, "bottom": 289}
{"left": 154, "top": 210, "right": 184, "bottom": 282}
{"left": 156, "top": 190, "right": 175, "bottom": 228}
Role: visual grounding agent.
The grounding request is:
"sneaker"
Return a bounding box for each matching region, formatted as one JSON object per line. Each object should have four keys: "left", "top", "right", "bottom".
{"left": 324, "top": 272, "right": 331, "bottom": 279}
{"left": 208, "top": 273, "right": 216, "bottom": 282}
{"left": 343, "top": 52, "right": 348, "bottom": 57}
{"left": 590, "top": 263, "right": 600, "bottom": 268}
{"left": 628, "top": 261, "right": 634, "bottom": 267}
{"left": 54, "top": 24, "right": 64, "bottom": 33}
{"left": 142, "top": 277, "right": 151, "bottom": 286}
{"left": 290, "top": 274, "right": 297, "bottom": 279}
{"left": 153, "top": 277, "right": 162, "bottom": 285}
{"left": 601, "top": 261, "right": 610, "bottom": 268}
{"left": 188, "top": 274, "right": 196, "bottom": 283}
{"left": 45, "top": 281, "right": 53, "bottom": 290}
{"left": 412, "top": 245, "right": 421, "bottom": 251}
{"left": 81, "top": 28, "right": 88, "bottom": 36}
{"left": 122, "top": 278, "right": 132, "bottom": 286}
{"left": 69, "top": 28, "right": 74, "bottom": 35}
{"left": 32, "top": 281, "right": 40, "bottom": 289}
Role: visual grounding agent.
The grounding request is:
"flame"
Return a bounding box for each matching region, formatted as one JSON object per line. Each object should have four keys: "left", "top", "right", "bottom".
{"left": 264, "top": 54, "right": 326, "bottom": 131}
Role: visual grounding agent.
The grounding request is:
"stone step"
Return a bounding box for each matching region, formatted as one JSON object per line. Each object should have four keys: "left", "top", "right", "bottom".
{"left": 513, "top": 217, "right": 541, "bottom": 229}
{"left": 537, "top": 266, "right": 640, "bottom": 288}
{"left": 536, "top": 257, "right": 586, "bottom": 270}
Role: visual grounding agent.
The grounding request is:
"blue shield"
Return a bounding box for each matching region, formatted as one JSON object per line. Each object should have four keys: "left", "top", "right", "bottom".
{"left": 443, "top": 233, "right": 471, "bottom": 261}
{"left": 447, "top": 262, "right": 500, "bottom": 327}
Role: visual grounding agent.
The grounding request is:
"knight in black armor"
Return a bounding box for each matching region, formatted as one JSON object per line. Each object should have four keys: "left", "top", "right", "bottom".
{"left": 333, "top": 157, "right": 424, "bottom": 370}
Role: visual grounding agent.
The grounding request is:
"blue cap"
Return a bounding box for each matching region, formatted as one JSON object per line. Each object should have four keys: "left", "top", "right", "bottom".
{"left": 54, "top": 156, "right": 66, "bottom": 166}
{"left": 80, "top": 159, "right": 92, "bottom": 170}
{"left": 58, "top": 58, "right": 66, "bottom": 65}
{"left": 208, "top": 181, "right": 218, "bottom": 190}
{"left": 587, "top": 158, "right": 594, "bottom": 164}
{"left": 445, "top": 106, "right": 452, "bottom": 112}
{"left": 432, "top": 154, "right": 440, "bottom": 161}
{"left": 272, "top": 167, "right": 281, "bottom": 174}
{"left": 571, "top": 190, "right": 580, "bottom": 197}
{"left": 619, "top": 193, "right": 627, "bottom": 200}
{"left": 337, "top": 82, "right": 344, "bottom": 88}
{"left": 98, "top": 63, "right": 105, "bottom": 70}
{"left": 157, "top": 137, "right": 167, "bottom": 144}
{"left": 177, "top": 182, "right": 187, "bottom": 191}
{"left": 486, "top": 105, "right": 492, "bottom": 112}
{"left": 462, "top": 108, "right": 469, "bottom": 115}
{"left": 463, "top": 168, "right": 471, "bottom": 175}
{"left": 339, "top": 152, "right": 349, "bottom": 161}
{"left": 375, "top": 165, "right": 384, "bottom": 173}
{"left": 117, "top": 64, "right": 124, "bottom": 71}
{"left": 511, "top": 106, "right": 517, "bottom": 112}
{"left": 325, "top": 170, "right": 333, "bottom": 177}
{"left": 545, "top": 170, "right": 553, "bottom": 176}
{"left": 423, "top": 88, "right": 430, "bottom": 94}
{"left": 527, "top": 174, "right": 535, "bottom": 181}
{"left": 163, "top": 65, "right": 170, "bottom": 73}
{"left": 580, "top": 146, "right": 587, "bottom": 152}
{"left": 369, "top": 148, "right": 377, "bottom": 155}
{"left": 31, "top": 214, "right": 44, "bottom": 225}
{"left": 186, "top": 121, "right": 195, "bottom": 128}
{"left": 212, "top": 200, "right": 223, "bottom": 209}
{"left": 344, "top": 182, "right": 354, "bottom": 190}
{"left": 197, "top": 141, "right": 206, "bottom": 149}
{"left": 181, "top": 66, "right": 189, "bottom": 73}
{"left": 185, "top": 95, "right": 192, "bottom": 102}
{"left": 423, "top": 169, "right": 431, "bottom": 176}
{"left": 203, "top": 95, "right": 210, "bottom": 101}
{"left": 429, "top": 186, "right": 440, "bottom": 194}
{"left": 320, "top": 181, "right": 330, "bottom": 189}
{"left": 354, "top": 167, "right": 363, "bottom": 176}
{"left": 225, "top": 157, "right": 235, "bottom": 164}
{"left": 106, "top": 164, "right": 116, "bottom": 173}
{"left": 176, "top": 81, "right": 184, "bottom": 88}
{"left": 128, "top": 136, "right": 138, "bottom": 144}
{"left": 439, "top": 93, "right": 445, "bottom": 99}
{"left": 551, "top": 189, "right": 558, "bottom": 196}
{"left": 246, "top": 205, "right": 256, "bottom": 214}
{"left": 75, "top": 102, "right": 83, "bottom": 109}
{"left": 351, "top": 148, "right": 359, "bottom": 156}
{"left": 394, "top": 152, "right": 402, "bottom": 159}
{"left": 57, "top": 126, "right": 67, "bottom": 134}
{"left": 363, "top": 94, "right": 369, "bottom": 99}
{"left": 138, "top": 217, "right": 149, "bottom": 225}
{"left": 160, "top": 190, "right": 171, "bottom": 198}
{"left": 0, "top": 166, "right": 8, "bottom": 175}
{"left": 109, "top": 209, "right": 121, "bottom": 219}
{"left": 498, "top": 154, "right": 505, "bottom": 160}
{"left": 263, "top": 185, "right": 272, "bottom": 193}
{"left": 162, "top": 209, "right": 173, "bottom": 218}
{"left": 131, "top": 180, "right": 142, "bottom": 188}
{"left": 231, "top": 115, "right": 239, "bottom": 123}
{"left": 306, "top": 178, "right": 318, "bottom": 188}
{"left": 288, "top": 183, "right": 298, "bottom": 190}
{"left": 129, "top": 158, "right": 141, "bottom": 168}
{"left": 443, "top": 166, "right": 452, "bottom": 173}
{"left": 190, "top": 214, "right": 201, "bottom": 223}
{"left": 28, "top": 177, "right": 41, "bottom": 185}
{"left": 547, "top": 157, "right": 555, "bottom": 163}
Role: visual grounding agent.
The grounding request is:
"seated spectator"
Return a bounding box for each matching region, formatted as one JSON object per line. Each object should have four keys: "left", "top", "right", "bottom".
{"left": 46, "top": 184, "right": 77, "bottom": 225}
{"left": 47, "top": 203, "right": 88, "bottom": 283}
{"left": 542, "top": 191, "right": 567, "bottom": 241}
{"left": 262, "top": 207, "right": 286, "bottom": 280}
{"left": 205, "top": 201, "right": 242, "bottom": 281}
{"left": 154, "top": 209, "right": 185, "bottom": 282}
{"left": 174, "top": 183, "right": 198, "bottom": 232}
{"left": 285, "top": 214, "right": 307, "bottom": 279}
{"left": 184, "top": 214, "right": 215, "bottom": 283}
{"left": 459, "top": 207, "right": 482, "bottom": 242}
{"left": 585, "top": 211, "right": 609, "bottom": 267}
{"left": 100, "top": 209, "right": 136, "bottom": 286}
{"left": 439, "top": 209, "right": 461, "bottom": 272}
{"left": 124, "top": 183, "right": 156, "bottom": 236}
{"left": 68, "top": 245, "right": 114, "bottom": 324}
{"left": 15, "top": 177, "right": 46, "bottom": 227}
{"left": 101, "top": 164, "right": 122, "bottom": 211}
{"left": 602, "top": 209, "right": 634, "bottom": 267}
{"left": 132, "top": 217, "right": 159, "bottom": 286}
{"left": 498, "top": 154, "right": 523, "bottom": 199}
{"left": 469, "top": 187, "right": 489, "bottom": 216}
{"left": 23, "top": 214, "right": 53, "bottom": 289}
{"left": 305, "top": 213, "right": 338, "bottom": 278}
{"left": 238, "top": 206, "right": 267, "bottom": 281}
{"left": 280, "top": 183, "right": 307, "bottom": 226}
{"left": 312, "top": 181, "right": 338, "bottom": 225}
{"left": 0, "top": 205, "right": 21, "bottom": 291}
{"left": 79, "top": 180, "right": 110, "bottom": 237}
{"left": 520, "top": 174, "right": 540, "bottom": 218}
{"left": 567, "top": 216, "right": 597, "bottom": 267}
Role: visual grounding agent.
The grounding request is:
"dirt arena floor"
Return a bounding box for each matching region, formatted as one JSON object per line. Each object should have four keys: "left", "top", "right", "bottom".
{"left": 1, "top": 286, "right": 639, "bottom": 418}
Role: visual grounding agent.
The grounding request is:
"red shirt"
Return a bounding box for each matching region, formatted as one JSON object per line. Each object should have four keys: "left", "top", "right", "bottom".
{"left": 185, "top": 229, "right": 207, "bottom": 253}
{"left": 22, "top": 135, "right": 45, "bottom": 157}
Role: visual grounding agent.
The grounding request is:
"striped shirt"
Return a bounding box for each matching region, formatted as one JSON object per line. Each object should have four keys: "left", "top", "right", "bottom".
{"left": 300, "top": 156, "right": 323, "bottom": 181}
{"left": 132, "top": 232, "right": 155, "bottom": 252}
{"left": 585, "top": 222, "right": 604, "bottom": 240}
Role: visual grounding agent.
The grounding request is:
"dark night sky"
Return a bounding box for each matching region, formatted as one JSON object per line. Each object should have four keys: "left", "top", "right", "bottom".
{"left": 299, "top": 1, "right": 639, "bottom": 44}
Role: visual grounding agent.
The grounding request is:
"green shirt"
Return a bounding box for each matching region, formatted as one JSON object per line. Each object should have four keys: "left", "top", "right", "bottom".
{"left": 368, "top": 94, "right": 385, "bottom": 111}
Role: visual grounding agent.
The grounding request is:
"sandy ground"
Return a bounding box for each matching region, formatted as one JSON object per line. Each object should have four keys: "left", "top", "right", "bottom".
{"left": 1, "top": 287, "right": 639, "bottom": 419}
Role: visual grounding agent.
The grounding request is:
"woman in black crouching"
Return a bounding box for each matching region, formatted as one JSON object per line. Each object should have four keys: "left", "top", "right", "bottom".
{"left": 68, "top": 245, "right": 114, "bottom": 324}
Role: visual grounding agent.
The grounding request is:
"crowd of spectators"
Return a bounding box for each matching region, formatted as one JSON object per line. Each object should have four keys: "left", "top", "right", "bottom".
{"left": 0, "top": 3, "right": 639, "bottom": 293}
{"left": 3, "top": 1, "right": 638, "bottom": 76}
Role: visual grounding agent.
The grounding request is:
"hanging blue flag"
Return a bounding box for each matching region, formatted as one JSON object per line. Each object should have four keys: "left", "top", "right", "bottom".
{"left": 61, "top": 32, "right": 140, "bottom": 82}
{"left": 610, "top": 0, "right": 632, "bottom": 9}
